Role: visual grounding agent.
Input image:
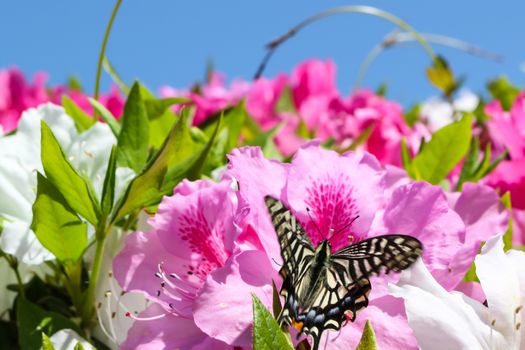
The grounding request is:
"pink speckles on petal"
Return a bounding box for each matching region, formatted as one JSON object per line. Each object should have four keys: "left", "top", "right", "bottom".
{"left": 303, "top": 173, "right": 361, "bottom": 250}
{"left": 179, "top": 207, "right": 229, "bottom": 279}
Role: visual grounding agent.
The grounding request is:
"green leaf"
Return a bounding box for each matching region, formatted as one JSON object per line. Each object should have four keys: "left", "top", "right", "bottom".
{"left": 186, "top": 115, "right": 222, "bottom": 180}
{"left": 40, "top": 121, "right": 100, "bottom": 225}
{"left": 17, "top": 298, "right": 80, "bottom": 350}
{"left": 88, "top": 98, "right": 121, "bottom": 136}
{"left": 31, "top": 173, "right": 87, "bottom": 262}
{"left": 274, "top": 85, "right": 297, "bottom": 114}
{"left": 111, "top": 113, "right": 202, "bottom": 223}
{"left": 101, "top": 146, "right": 118, "bottom": 217}
{"left": 404, "top": 104, "right": 420, "bottom": 127}
{"left": 103, "top": 56, "right": 130, "bottom": 95}
{"left": 426, "top": 56, "right": 457, "bottom": 97}
{"left": 463, "top": 261, "right": 479, "bottom": 282}
{"left": 117, "top": 82, "right": 150, "bottom": 173}
{"left": 61, "top": 95, "right": 94, "bottom": 132}
{"left": 74, "top": 342, "right": 85, "bottom": 350}
{"left": 502, "top": 192, "right": 513, "bottom": 251}
{"left": 411, "top": 114, "right": 472, "bottom": 184}
{"left": 455, "top": 137, "right": 481, "bottom": 191}
{"left": 144, "top": 98, "right": 191, "bottom": 121}
{"left": 42, "top": 333, "right": 56, "bottom": 350}
{"left": 252, "top": 294, "right": 293, "bottom": 350}
{"left": 67, "top": 76, "right": 83, "bottom": 92}
{"left": 487, "top": 76, "right": 520, "bottom": 110}
{"left": 145, "top": 98, "right": 190, "bottom": 149}
{"left": 355, "top": 320, "right": 378, "bottom": 350}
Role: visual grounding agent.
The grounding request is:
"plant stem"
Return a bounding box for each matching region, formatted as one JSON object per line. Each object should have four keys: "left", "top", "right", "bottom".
{"left": 2, "top": 254, "right": 26, "bottom": 299}
{"left": 254, "top": 5, "right": 436, "bottom": 79}
{"left": 81, "top": 226, "right": 108, "bottom": 329}
{"left": 94, "top": 0, "right": 123, "bottom": 101}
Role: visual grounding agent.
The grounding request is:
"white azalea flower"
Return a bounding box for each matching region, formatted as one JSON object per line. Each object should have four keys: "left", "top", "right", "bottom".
{"left": 421, "top": 89, "right": 479, "bottom": 131}
{"left": 390, "top": 235, "right": 524, "bottom": 350}
{"left": 47, "top": 329, "right": 95, "bottom": 350}
{"left": 0, "top": 103, "right": 134, "bottom": 265}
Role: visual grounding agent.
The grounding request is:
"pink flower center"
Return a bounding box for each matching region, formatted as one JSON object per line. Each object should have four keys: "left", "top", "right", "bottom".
{"left": 179, "top": 207, "right": 229, "bottom": 279}
{"left": 304, "top": 173, "right": 361, "bottom": 251}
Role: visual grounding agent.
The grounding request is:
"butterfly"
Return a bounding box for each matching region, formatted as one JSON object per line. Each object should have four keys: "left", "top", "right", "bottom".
{"left": 264, "top": 196, "right": 423, "bottom": 350}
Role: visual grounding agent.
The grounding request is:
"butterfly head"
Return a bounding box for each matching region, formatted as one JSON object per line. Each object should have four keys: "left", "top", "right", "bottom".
{"left": 314, "top": 240, "right": 332, "bottom": 260}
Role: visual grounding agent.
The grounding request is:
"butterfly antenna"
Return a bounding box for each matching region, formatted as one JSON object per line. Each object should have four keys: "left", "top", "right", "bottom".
{"left": 271, "top": 258, "right": 282, "bottom": 267}
{"left": 306, "top": 207, "right": 322, "bottom": 237}
{"left": 329, "top": 215, "right": 360, "bottom": 241}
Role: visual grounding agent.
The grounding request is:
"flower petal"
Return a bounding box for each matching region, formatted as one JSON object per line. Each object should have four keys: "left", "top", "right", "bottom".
{"left": 193, "top": 250, "right": 277, "bottom": 347}
{"left": 390, "top": 259, "right": 504, "bottom": 350}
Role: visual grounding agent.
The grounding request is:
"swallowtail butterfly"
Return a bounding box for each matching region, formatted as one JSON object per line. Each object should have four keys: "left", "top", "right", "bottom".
{"left": 265, "top": 196, "right": 422, "bottom": 350}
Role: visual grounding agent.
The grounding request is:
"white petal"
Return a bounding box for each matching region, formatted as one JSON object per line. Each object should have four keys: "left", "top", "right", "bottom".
{"left": 47, "top": 329, "right": 95, "bottom": 350}
{"left": 0, "top": 158, "right": 35, "bottom": 222}
{"left": 476, "top": 235, "right": 522, "bottom": 347}
{"left": 453, "top": 90, "right": 479, "bottom": 112}
{"left": 505, "top": 249, "right": 525, "bottom": 348}
{"left": 390, "top": 259, "right": 504, "bottom": 350}
{"left": 0, "top": 220, "right": 53, "bottom": 265}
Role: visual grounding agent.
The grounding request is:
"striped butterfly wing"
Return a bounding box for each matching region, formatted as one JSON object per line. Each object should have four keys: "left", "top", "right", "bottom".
{"left": 330, "top": 235, "right": 423, "bottom": 281}
{"left": 299, "top": 235, "right": 422, "bottom": 349}
{"left": 265, "top": 196, "right": 316, "bottom": 325}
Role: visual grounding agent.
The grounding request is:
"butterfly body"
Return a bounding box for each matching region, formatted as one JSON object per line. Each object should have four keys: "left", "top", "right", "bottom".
{"left": 265, "top": 196, "right": 422, "bottom": 350}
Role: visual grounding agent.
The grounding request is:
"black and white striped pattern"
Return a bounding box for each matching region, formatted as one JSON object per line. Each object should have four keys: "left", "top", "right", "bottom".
{"left": 265, "top": 196, "right": 422, "bottom": 350}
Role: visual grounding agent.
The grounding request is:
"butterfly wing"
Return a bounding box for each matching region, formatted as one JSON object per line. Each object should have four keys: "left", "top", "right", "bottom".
{"left": 330, "top": 235, "right": 423, "bottom": 282}
{"left": 298, "top": 235, "right": 422, "bottom": 349}
{"left": 264, "top": 196, "right": 316, "bottom": 325}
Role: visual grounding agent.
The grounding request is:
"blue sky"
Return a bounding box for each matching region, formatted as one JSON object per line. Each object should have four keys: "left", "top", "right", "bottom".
{"left": 1, "top": 1, "right": 524, "bottom": 105}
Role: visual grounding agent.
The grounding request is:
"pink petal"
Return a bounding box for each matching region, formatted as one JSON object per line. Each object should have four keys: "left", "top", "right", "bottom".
{"left": 375, "top": 182, "right": 466, "bottom": 290}
{"left": 225, "top": 146, "right": 288, "bottom": 262}
{"left": 152, "top": 179, "right": 237, "bottom": 275}
{"left": 285, "top": 143, "right": 384, "bottom": 250}
{"left": 120, "top": 304, "right": 230, "bottom": 350}
{"left": 193, "top": 250, "right": 277, "bottom": 347}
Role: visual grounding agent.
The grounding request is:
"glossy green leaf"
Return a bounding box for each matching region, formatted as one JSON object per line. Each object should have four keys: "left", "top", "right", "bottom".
{"left": 117, "top": 82, "right": 150, "bottom": 173}
{"left": 67, "top": 76, "right": 83, "bottom": 92}
{"left": 411, "top": 114, "right": 472, "bottom": 184}
{"left": 252, "top": 294, "right": 293, "bottom": 350}
{"left": 101, "top": 146, "right": 117, "bottom": 217}
{"left": 145, "top": 98, "right": 189, "bottom": 149}
{"left": 31, "top": 173, "right": 87, "bottom": 262}
{"left": 17, "top": 298, "right": 80, "bottom": 350}
{"left": 88, "top": 98, "right": 121, "bottom": 136}
{"left": 355, "top": 320, "right": 378, "bottom": 350}
{"left": 40, "top": 121, "right": 100, "bottom": 225}
{"left": 74, "top": 342, "right": 85, "bottom": 350}
{"left": 111, "top": 113, "right": 202, "bottom": 223}
{"left": 61, "top": 95, "right": 94, "bottom": 132}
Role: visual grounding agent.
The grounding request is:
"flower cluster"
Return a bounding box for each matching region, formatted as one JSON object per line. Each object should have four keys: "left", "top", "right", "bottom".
{"left": 0, "top": 56, "right": 524, "bottom": 350}
{"left": 113, "top": 144, "right": 508, "bottom": 349}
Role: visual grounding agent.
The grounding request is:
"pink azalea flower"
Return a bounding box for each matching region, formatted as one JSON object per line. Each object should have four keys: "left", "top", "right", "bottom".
{"left": 160, "top": 72, "right": 250, "bottom": 125}
{"left": 0, "top": 68, "right": 51, "bottom": 132}
{"left": 245, "top": 74, "right": 288, "bottom": 130}
{"left": 220, "top": 142, "right": 507, "bottom": 349}
{"left": 486, "top": 93, "right": 525, "bottom": 159}
{"left": 113, "top": 179, "right": 274, "bottom": 349}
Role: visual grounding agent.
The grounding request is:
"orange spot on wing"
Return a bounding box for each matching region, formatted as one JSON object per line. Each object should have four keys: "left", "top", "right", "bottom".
{"left": 291, "top": 319, "right": 304, "bottom": 332}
